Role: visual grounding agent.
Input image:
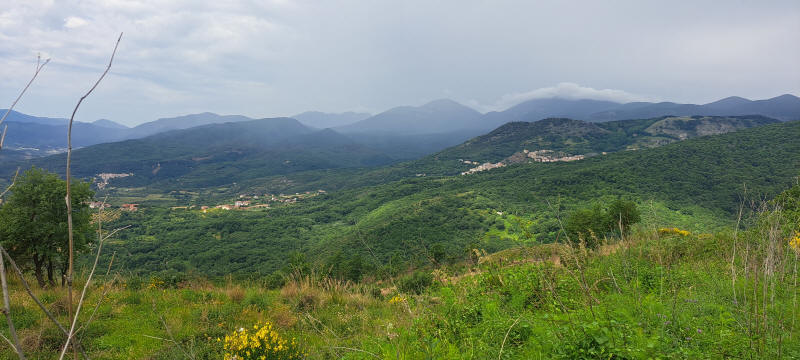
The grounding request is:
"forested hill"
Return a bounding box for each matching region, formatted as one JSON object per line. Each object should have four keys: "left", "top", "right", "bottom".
{"left": 105, "top": 121, "right": 800, "bottom": 277}
{"left": 432, "top": 115, "right": 779, "bottom": 164}
{"left": 131, "top": 114, "right": 781, "bottom": 199}
{"left": 18, "top": 117, "right": 396, "bottom": 188}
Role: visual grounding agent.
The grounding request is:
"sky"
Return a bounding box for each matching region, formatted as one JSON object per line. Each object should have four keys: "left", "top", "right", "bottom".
{"left": 1, "top": 0, "right": 798, "bottom": 126}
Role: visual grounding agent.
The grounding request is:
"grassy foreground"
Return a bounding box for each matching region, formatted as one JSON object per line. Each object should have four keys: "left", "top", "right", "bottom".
{"left": 2, "top": 217, "right": 799, "bottom": 359}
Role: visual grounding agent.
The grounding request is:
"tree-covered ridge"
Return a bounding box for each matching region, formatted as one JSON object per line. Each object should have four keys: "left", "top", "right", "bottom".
{"left": 11, "top": 118, "right": 397, "bottom": 189}
{"left": 430, "top": 115, "right": 780, "bottom": 165}
{"left": 100, "top": 121, "right": 800, "bottom": 278}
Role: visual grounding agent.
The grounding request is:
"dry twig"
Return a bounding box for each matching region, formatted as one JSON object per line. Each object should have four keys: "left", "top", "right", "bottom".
{"left": 0, "top": 246, "right": 90, "bottom": 359}
{"left": 0, "top": 55, "right": 51, "bottom": 360}
{"left": 60, "top": 32, "right": 122, "bottom": 360}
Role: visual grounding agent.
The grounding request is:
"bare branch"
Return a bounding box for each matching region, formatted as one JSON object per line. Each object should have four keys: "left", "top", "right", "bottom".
{"left": 498, "top": 316, "right": 522, "bottom": 360}
{"left": 0, "top": 125, "right": 7, "bottom": 150}
{"left": 60, "top": 203, "right": 122, "bottom": 359}
{"left": 75, "top": 254, "right": 116, "bottom": 337}
{"left": 101, "top": 225, "right": 131, "bottom": 242}
{"left": 1, "top": 246, "right": 24, "bottom": 359}
{"left": 0, "top": 166, "right": 24, "bottom": 358}
{"left": 0, "top": 332, "right": 20, "bottom": 356}
{"left": 0, "top": 246, "right": 90, "bottom": 359}
{"left": 0, "top": 168, "right": 20, "bottom": 200}
{"left": 62, "top": 32, "right": 122, "bottom": 360}
{"left": 150, "top": 299, "right": 196, "bottom": 360}
{"left": 0, "top": 56, "right": 50, "bottom": 130}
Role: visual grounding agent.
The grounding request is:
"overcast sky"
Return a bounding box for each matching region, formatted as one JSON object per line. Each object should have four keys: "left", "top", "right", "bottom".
{"left": 1, "top": 0, "right": 799, "bottom": 126}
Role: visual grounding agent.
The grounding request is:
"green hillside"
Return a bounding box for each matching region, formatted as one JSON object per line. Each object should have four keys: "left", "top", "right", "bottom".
{"left": 100, "top": 121, "right": 800, "bottom": 278}
{"left": 13, "top": 118, "right": 396, "bottom": 189}
{"left": 172, "top": 115, "right": 780, "bottom": 204}
{"left": 432, "top": 115, "right": 779, "bottom": 164}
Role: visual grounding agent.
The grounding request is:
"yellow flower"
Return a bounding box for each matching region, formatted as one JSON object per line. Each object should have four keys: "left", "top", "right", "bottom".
{"left": 220, "top": 321, "right": 303, "bottom": 360}
{"left": 388, "top": 295, "right": 407, "bottom": 305}
{"left": 658, "top": 227, "right": 691, "bottom": 237}
{"left": 789, "top": 231, "right": 800, "bottom": 254}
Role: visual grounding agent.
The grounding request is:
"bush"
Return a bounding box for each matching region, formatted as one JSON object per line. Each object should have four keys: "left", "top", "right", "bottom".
{"left": 398, "top": 270, "right": 433, "bottom": 295}
{"left": 564, "top": 199, "right": 640, "bottom": 248}
{"left": 264, "top": 272, "right": 286, "bottom": 289}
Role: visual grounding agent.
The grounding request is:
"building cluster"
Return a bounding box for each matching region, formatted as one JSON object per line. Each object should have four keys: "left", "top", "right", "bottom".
{"left": 523, "top": 149, "right": 585, "bottom": 162}
{"left": 195, "top": 189, "right": 327, "bottom": 212}
{"left": 88, "top": 202, "right": 139, "bottom": 211}
{"left": 95, "top": 173, "right": 133, "bottom": 189}
{"left": 461, "top": 161, "right": 506, "bottom": 175}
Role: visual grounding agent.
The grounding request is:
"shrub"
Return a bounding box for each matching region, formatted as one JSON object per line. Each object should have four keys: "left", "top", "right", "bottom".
{"left": 126, "top": 276, "right": 143, "bottom": 291}
{"left": 264, "top": 272, "right": 286, "bottom": 289}
{"left": 398, "top": 270, "right": 433, "bottom": 295}
{"left": 565, "top": 199, "right": 641, "bottom": 248}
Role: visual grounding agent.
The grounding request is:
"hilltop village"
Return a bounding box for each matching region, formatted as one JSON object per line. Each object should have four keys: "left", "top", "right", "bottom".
{"left": 88, "top": 190, "right": 326, "bottom": 212}
{"left": 460, "top": 148, "right": 589, "bottom": 175}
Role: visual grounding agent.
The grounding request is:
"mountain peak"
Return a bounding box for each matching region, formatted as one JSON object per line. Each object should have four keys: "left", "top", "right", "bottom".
{"left": 704, "top": 96, "right": 752, "bottom": 108}
{"left": 421, "top": 98, "right": 466, "bottom": 108}
{"left": 92, "top": 119, "right": 129, "bottom": 129}
{"left": 292, "top": 111, "right": 371, "bottom": 129}
{"left": 768, "top": 94, "right": 800, "bottom": 102}
{"left": 337, "top": 99, "right": 483, "bottom": 135}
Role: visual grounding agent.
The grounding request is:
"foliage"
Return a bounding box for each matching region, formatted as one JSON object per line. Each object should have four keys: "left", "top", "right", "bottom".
{"left": 4, "top": 220, "right": 799, "bottom": 359}
{"left": 564, "top": 199, "right": 641, "bottom": 248}
{"left": 0, "top": 166, "right": 94, "bottom": 287}
{"left": 397, "top": 270, "right": 433, "bottom": 295}
{"left": 85, "top": 121, "right": 799, "bottom": 278}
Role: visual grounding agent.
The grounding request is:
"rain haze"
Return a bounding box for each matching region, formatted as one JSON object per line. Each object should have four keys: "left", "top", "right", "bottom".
{"left": 1, "top": 0, "right": 798, "bottom": 126}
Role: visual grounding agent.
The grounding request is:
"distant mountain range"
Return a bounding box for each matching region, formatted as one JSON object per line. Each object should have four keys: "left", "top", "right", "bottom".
{"left": 19, "top": 117, "right": 395, "bottom": 189}
{"left": 292, "top": 111, "right": 371, "bottom": 129}
{"left": 1, "top": 93, "right": 798, "bottom": 160}
{"left": 483, "top": 94, "right": 800, "bottom": 128}
{"left": 336, "top": 99, "right": 484, "bottom": 134}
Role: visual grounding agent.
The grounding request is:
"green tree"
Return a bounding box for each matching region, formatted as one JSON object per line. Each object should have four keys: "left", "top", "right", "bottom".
{"left": 0, "top": 167, "right": 94, "bottom": 287}
{"left": 605, "top": 198, "right": 641, "bottom": 235}
{"left": 564, "top": 200, "right": 640, "bottom": 249}
{"left": 564, "top": 204, "right": 606, "bottom": 248}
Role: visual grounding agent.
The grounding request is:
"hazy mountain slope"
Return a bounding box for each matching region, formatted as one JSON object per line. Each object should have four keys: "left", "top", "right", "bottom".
{"left": 0, "top": 110, "right": 130, "bottom": 155}
{"left": 124, "top": 112, "right": 256, "bottom": 139}
{"left": 1, "top": 121, "right": 129, "bottom": 151}
{"left": 586, "top": 94, "right": 800, "bottom": 121}
{"left": 292, "top": 111, "right": 371, "bottom": 129}
{"left": 482, "top": 98, "right": 621, "bottom": 128}
{"left": 0, "top": 109, "right": 71, "bottom": 126}
{"left": 92, "top": 119, "right": 129, "bottom": 129}
{"left": 337, "top": 99, "right": 483, "bottom": 134}
{"left": 23, "top": 117, "right": 395, "bottom": 188}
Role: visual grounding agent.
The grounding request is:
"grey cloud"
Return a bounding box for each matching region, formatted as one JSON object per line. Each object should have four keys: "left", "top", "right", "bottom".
{"left": 1, "top": 0, "right": 798, "bottom": 126}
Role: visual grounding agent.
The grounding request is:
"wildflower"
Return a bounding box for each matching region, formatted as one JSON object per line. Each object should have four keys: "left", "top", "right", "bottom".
{"left": 789, "top": 231, "right": 800, "bottom": 254}
{"left": 221, "top": 321, "right": 304, "bottom": 360}
{"left": 388, "top": 295, "right": 406, "bottom": 305}
{"left": 147, "top": 277, "right": 165, "bottom": 289}
{"left": 658, "top": 227, "right": 691, "bottom": 237}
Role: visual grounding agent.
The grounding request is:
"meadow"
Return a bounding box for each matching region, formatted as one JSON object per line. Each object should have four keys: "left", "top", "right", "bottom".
{"left": 3, "top": 191, "right": 798, "bottom": 359}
